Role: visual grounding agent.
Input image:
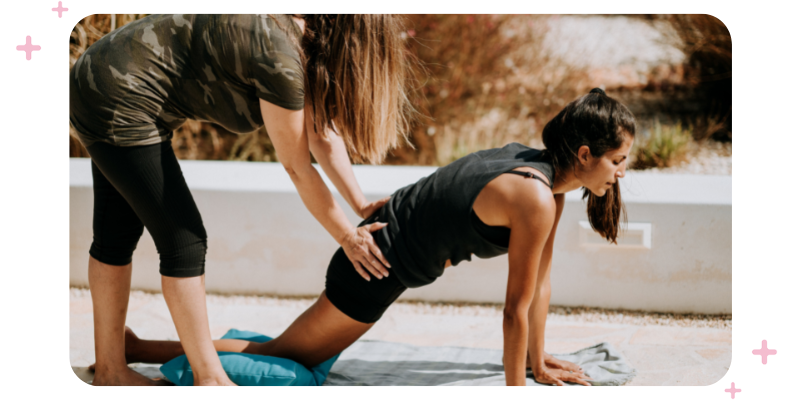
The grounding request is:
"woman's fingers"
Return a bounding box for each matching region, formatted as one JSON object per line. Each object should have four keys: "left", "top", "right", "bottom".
{"left": 559, "top": 371, "right": 592, "bottom": 386}
{"left": 367, "top": 242, "right": 391, "bottom": 270}
{"left": 353, "top": 252, "right": 383, "bottom": 280}
{"left": 351, "top": 260, "right": 371, "bottom": 281}
{"left": 365, "top": 221, "right": 388, "bottom": 233}
{"left": 359, "top": 197, "right": 390, "bottom": 219}
{"left": 362, "top": 254, "right": 388, "bottom": 278}
{"left": 566, "top": 375, "right": 592, "bottom": 386}
{"left": 359, "top": 223, "right": 391, "bottom": 270}
{"left": 344, "top": 224, "right": 391, "bottom": 279}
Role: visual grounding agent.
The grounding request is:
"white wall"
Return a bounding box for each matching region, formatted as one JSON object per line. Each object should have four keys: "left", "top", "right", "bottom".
{"left": 70, "top": 158, "right": 731, "bottom": 314}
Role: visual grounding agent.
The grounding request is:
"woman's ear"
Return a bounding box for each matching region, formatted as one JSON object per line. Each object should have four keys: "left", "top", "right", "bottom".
{"left": 577, "top": 145, "right": 592, "bottom": 166}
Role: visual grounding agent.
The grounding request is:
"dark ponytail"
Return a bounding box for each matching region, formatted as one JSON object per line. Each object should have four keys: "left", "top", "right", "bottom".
{"left": 541, "top": 88, "right": 636, "bottom": 243}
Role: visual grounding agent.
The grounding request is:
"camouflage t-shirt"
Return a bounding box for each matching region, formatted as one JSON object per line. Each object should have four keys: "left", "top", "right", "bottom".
{"left": 70, "top": 14, "right": 305, "bottom": 147}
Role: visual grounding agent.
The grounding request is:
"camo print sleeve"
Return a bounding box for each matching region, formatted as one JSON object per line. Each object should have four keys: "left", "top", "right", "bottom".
{"left": 251, "top": 15, "right": 305, "bottom": 110}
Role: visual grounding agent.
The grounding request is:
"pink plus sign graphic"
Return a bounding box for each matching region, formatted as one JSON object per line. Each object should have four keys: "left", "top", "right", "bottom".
{"left": 752, "top": 339, "right": 777, "bottom": 364}
{"left": 16, "top": 36, "right": 41, "bottom": 61}
{"left": 52, "top": 2, "right": 68, "bottom": 18}
{"left": 725, "top": 382, "right": 741, "bottom": 399}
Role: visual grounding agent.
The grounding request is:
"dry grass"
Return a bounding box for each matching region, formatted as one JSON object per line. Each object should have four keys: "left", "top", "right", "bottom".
{"left": 388, "top": 15, "right": 592, "bottom": 165}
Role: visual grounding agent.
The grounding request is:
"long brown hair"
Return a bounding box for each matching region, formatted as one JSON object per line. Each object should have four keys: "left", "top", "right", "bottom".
{"left": 542, "top": 88, "right": 636, "bottom": 243}
{"left": 277, "top": 15, "right": 413, "bottom": 164}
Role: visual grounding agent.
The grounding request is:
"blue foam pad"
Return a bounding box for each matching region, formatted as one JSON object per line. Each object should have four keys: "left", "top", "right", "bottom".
{"left": 159, "top": 329, "right": 340, "bottom": 386}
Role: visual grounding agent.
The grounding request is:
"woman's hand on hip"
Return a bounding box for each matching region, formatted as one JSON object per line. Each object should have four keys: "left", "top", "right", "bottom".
{"left": 533, "top": 366, "right": 592, "bottom": 386}
{"left": 357, "top": 196, "right": 390, "bottom": 219}
{"left": 341, "top": 222, "right": 391, "bottom": 280}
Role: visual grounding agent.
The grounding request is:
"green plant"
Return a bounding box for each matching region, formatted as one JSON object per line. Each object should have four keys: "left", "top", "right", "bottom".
{"left": 630, "top": 119, "right": 692, "bottom": 169}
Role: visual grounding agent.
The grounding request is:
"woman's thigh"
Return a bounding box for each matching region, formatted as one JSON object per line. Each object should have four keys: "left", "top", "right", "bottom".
{"left": 324, "top": 247, "right": 408, "bottom": 324}
{"left": 260, "top": 291, "right": 374, "bottom": 369}
{"left": 258, "top": 247, "right": 409, "bottom": 368}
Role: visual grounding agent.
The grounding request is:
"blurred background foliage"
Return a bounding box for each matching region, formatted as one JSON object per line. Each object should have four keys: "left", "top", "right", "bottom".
{"left": 69, "top": 14, "right": 731, "bottom": 170}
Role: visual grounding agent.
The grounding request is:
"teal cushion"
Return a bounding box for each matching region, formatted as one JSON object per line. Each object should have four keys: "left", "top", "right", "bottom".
{"left": 159, "top": 329, "right": 340, "bottom": 386}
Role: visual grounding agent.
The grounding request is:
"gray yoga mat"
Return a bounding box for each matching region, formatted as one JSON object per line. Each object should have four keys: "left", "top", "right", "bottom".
{"left": 323, "top": 341, "right": 636, "bottom": 386}
{"left": 76, "top": 341, "right": 635, "bottom": 386}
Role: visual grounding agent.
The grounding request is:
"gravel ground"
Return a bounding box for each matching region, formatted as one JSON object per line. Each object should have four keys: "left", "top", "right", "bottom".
{"left": 634, "top": 141, "right": 732, "bottom": 175}
{"left": 77, "top": 288, "right": 731, "bottom": 331}
{"left": 391, "top": 301, "right": 731, "bottom": 330}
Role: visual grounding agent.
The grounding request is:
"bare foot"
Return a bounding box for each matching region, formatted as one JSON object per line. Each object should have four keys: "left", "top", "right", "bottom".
{"left": 91, "top": 366, "right": 171, "bottom": 386}
{"left": 89, "top": 327, "right": 141, "bottom": 373}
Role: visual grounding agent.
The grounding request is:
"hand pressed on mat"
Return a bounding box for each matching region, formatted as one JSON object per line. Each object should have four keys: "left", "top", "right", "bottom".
{"left": 533, "top": 365, "right": 592, "bottom": 386}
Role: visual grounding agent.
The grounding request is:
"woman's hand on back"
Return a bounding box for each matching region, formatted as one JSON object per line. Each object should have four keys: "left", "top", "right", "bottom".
{"left": 357, "top": 196, "right": 390, "bottom": 219}
{"left": 341, "top": 222, "right": 391, "bottom": 281}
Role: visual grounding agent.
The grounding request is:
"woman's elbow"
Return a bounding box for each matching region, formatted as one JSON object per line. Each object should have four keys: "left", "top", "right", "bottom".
{"left": 282, "top": 161, "right": 313, "bottom": 180}
{"left": 503, "top": 303, "right": 529, "bottom": 325}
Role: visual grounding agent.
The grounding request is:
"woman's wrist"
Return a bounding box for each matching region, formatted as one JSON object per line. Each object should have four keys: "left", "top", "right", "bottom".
{"left": 532, "top": 362, "right": 547, "bottom": 375}
{"left": 353, "top": 198, "right": 369, "bottom": 218}
{"left": 337, "top": 225, "right": 358, "bottom": 246}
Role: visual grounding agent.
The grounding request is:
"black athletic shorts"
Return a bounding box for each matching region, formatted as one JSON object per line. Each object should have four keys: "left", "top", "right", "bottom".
{"left": 324, "top": 215, "right": 408, "bottom": 324}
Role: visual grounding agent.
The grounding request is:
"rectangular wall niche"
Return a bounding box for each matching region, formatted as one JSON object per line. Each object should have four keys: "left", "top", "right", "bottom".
{"left": 578, "top": 221, "right": 652, "bottom": 249}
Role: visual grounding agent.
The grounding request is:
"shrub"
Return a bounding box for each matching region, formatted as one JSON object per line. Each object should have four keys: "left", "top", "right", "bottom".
{"left": 630, "top": 119, "right": 691, "bottom": 169}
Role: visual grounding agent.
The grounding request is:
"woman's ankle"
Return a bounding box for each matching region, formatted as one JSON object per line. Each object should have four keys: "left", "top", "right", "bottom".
{"left": 123, "top": 327, "right": 141, "bottom": 363}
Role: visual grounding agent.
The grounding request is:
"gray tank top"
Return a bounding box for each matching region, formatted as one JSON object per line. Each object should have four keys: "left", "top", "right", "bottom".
{"left": 369, "top": 142, "right": 554, "bottom": 288}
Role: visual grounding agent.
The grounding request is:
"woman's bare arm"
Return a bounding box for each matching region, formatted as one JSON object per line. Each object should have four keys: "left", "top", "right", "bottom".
{"left": 259, "top": 99, "right": 388, "bottom": 280}
{"left": 525, "top": 195, "right": 590, "bottom": 385}
{"left": 527, "top": 194, "right": 562, "bottom": 368}
{"left": 501, "top": 181, "right": 556, "bottom": 386}
{"left": 305, "top": 110, "right": 388, "bottom": 219}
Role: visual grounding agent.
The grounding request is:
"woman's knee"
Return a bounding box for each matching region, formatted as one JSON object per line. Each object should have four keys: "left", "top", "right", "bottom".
{"left": 157, "top": 237, "right": 208, "bottom": 278}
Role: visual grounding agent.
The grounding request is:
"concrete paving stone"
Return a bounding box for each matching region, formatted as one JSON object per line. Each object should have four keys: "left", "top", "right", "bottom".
{"left": 629, "top": 326, "right": 732, "bottom": 346}
{"left": 544, "top": 324, "right": 632, "bottom": 339}
{"left": 695, "top": 348, "right": 731, "bottom": 362}
{"left": 69, "top": 298, "right": 93, "bottom": 315}
{"left": 620, "top": 345, "right": 705, "bottom": 371}
{"left": 662, "top": 365, "right": 729, "bottom": 386}
{"left": 544, "top": 341, "right": 599, "bottom": 354}
{"left": 626, "top": 371, "right": 673, "bottom": 386}
{"left": 589, "top": 334, "right": 630, "bottom": 348}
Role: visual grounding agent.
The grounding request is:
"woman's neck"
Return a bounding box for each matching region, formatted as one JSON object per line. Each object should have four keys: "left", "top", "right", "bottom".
{"left": 551, "top": 168, "right": 583, "bottom": 195}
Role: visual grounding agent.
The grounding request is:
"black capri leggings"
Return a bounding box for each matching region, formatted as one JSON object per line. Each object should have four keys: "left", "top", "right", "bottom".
{"left": 86, "top": 140, "right": 207, "bottom": 278}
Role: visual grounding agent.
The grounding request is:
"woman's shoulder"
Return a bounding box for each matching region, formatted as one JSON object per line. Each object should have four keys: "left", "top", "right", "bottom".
{"left": 257, "top": 15, "right": 303, "bottom": 49}
{"left": 477, "top": 166, "right": 556, "bottom": 228}
{"left": 249, "top": 15, "right": 305, "bottom": 110}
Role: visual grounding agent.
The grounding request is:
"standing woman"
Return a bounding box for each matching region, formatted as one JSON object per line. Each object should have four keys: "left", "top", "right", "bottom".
{"left": 70, "top": 14, "right": 412, "bottom": 385}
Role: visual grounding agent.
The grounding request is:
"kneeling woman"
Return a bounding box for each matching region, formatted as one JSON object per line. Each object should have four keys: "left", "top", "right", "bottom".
{"left": 125, "top": 89, "right": 635, "bottom": 386}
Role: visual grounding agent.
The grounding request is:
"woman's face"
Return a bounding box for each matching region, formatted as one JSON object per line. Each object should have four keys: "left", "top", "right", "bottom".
{"left": 578, "top": 133, "right": 634, "bottom": 196}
